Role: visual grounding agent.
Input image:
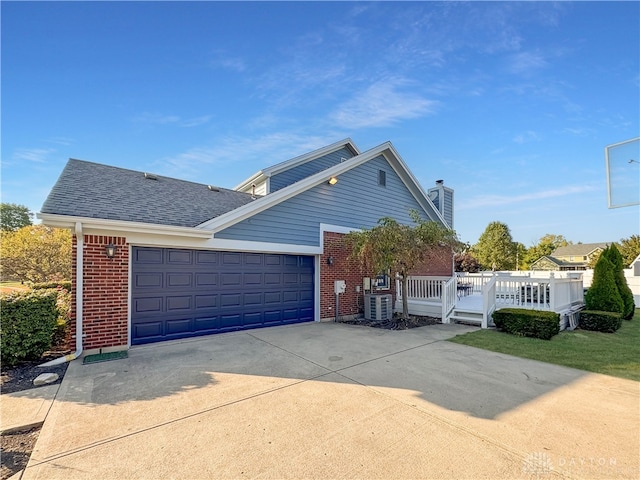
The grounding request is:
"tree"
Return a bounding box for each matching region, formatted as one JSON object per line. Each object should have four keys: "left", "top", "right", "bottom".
{"left": 0, "top": 225, "right": 71, "bottom": 282}
{"left": 0, "top": 203, "right": 33, "bottom": 232}
{"left": 618, "top": 235, "right": 640, "bottom": 267}
{"left": 454, "top": 252, "right": 480, "bottom": 272}
{"left": 345, "top": 212, "right": 459, "bottom": 320}
{"left": 521, "top": 234, "right": 570, "bottom": 269}
{"left": 584, "top": 254, "right": 624, "bottom": 314}
{"left": 602, "top": 244, "right": 635, "bottom": 319}
{"left": 471, "top": 221, "right": 516, "bottom": 270}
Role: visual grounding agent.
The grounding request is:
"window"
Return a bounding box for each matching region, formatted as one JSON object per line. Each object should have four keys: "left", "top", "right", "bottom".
{"left": 378, "top": 169, "right": 386, "bottom": 187}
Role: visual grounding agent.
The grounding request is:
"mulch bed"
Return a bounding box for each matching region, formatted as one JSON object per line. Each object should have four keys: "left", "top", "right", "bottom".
{"left": 1, "top": 350, "right": 71, "bottom": 480}
{"left": 340, "top": 314, "right": 441, "bottom": 330}
{"left": 1, "top": 350, "right": 71, "bottom": 395}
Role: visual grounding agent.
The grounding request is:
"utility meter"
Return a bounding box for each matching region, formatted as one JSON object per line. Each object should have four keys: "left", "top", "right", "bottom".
{"left": 334, "top": 280, "right": 346, "bottom": 294}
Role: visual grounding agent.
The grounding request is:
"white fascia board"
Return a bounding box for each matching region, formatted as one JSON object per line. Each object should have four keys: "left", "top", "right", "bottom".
{"left": 198, "top": 142, "right": 391, "bottom": 233}
{"left": 381, "top": 144, "right": 449, "bottom": 228}
{"left": 37, "top": 213, "right": 213, "bottom": 239}
{"left": 232, "top": 138, "right": 359, "bottom": 191}
{"left": 233, "top": 171, "right": 267, "bottom": 192}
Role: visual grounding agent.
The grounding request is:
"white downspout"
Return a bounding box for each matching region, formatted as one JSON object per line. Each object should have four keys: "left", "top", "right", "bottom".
{"left": 39, "top": 222, "right": 83, "bottom": 366}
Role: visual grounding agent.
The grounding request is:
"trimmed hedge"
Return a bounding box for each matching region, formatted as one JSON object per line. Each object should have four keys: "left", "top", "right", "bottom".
{"left": 1, "top": 289, "right": 61, "bottom": 366}
{"left": 31, "top": 280, "right": 72, "bottom": 292}
{"left": 492, "top": 308, "right": 560, "bottom": 340}
{"left": 579, "top": 310, "right": 622, "bottom": 333}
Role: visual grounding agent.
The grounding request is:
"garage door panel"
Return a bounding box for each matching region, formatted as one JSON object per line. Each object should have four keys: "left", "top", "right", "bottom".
{"left": 195, "top": 294, "right": 217, "bottom": 309}
{"left": 243, "top": 312, "right": 262, "bottom": 327}
{"left": 132, "top": 247, "right": 314, "bottom": 344}
{"left": 166, "top": 317, "right": 192, "bottom": 335}
{"left": 135, "top": 248, "right": 163, "bottom": 264}
{"left": 167, "top": 249, "right": 192, "bottom": 264}
{"left": 195, "top": 273, "right": 218, "bottom": 287}
{"left": 221, "top": 273, "right": 242, "bottom": 286}
{"left": 196, "top": 251, "right": 218, "bottom": 264}
{"left": 133, "top": 320, "right": 163, "bottom": 339}
{"left": 166, "top": 296, "right": 191, "bottom": 311}
{"left": 167, "top": 273, "right": 192, "bottom": 288}
{"left": 194, "top": 315, "right": 218, "bottom": 331}
{"left": 244, "top": 273, "right": 262, "bottom": 285}
{"left": 134, "top": 297, "right": 163, "bottom": 314}
{"left": 135, "top": 273, "right": 163, "bottom": 288}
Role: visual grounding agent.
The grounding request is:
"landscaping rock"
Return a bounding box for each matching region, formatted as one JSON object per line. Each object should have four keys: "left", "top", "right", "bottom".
{"left": 33, "top": 373, "right": 59, "bottom": 387}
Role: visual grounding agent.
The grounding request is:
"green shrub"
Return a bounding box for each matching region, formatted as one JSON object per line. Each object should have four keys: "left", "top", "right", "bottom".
{"left": 492, "top": 308, "right": 560, "bottom": 340}
{"left": 585, "top": 255, "right": 624, "bottom": 314}
{"left": 579, "top": 310, "right": 623, "bottom": 333}
{"left": 0, "top": 289, "right": 60, "bottom": 366}
{"left": 31, "top": 280, "right": 72, "bottom": 292}
{"left": 602, "top": 245, "right": 635, "bottom": 320}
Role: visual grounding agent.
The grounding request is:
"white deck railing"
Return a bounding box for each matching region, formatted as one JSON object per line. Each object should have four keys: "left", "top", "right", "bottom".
{"left": 396, "top": 273, "right": 584, "bottom": 327}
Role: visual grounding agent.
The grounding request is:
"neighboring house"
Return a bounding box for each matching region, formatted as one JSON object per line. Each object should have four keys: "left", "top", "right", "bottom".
{"left": 530, "top": 243, "right": 609, "bottom": 271}
{"left": 39, "top": 139, "right": 453, "bottom": 353}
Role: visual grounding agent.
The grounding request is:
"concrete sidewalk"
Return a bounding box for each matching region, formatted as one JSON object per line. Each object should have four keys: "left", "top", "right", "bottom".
{"left": 20, "top": 322, "right": 640, "bottom": 479}
{"left": 0, "top": 384, "right": 59, "bottom": 434}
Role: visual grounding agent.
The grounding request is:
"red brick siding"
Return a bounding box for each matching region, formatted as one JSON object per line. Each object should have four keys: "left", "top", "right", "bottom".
{"left": 320, "top": 232, "right": 399, "bottom": 320}
{"left": 410, "top": 246, "right": 454, "bottom": 276}
{"left": 319, "top": 233, "right": 453, "bottom": 320}
{"left": 69, "top": 235, "right": 129, "bottom": 350}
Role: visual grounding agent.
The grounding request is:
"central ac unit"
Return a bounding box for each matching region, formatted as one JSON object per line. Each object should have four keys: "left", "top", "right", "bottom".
{"left": 364, "top": 294, "right": 393, "bottom": 321}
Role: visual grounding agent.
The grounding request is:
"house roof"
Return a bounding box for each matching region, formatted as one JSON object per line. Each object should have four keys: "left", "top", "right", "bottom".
{"left": 233, "top": 138, "right": 360, "bottom": 192}
{"left": 40, "top": 141, "right": 448, "bottom": 237}
{"left": 198, "top": 141, "right": 448, "bottom": 232}
{"left": 552, "top": 243, "right": 609, "bottom": 257}
{"left": 40, "top": 159, "right": 257, "bottom": 228}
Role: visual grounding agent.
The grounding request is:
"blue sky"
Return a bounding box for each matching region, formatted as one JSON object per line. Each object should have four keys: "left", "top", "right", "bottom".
{"left": 1, "top": 1, "right": 638, "bottom": 247}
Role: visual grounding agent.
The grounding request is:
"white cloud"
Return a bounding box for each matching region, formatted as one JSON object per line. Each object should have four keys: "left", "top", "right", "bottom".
{"left": 508, "top": 51, "right": 548, "bottom": 75}
{"left": 330, "top": 79, "right": 438, "bottom": 129}
{"left": 132, "top": 112, "right": 181, "bottom": 125}
{"left": 12, "top": 148, "right": 56, "bottom": 163}
{"left": 132, "top": 112, "right": 211, "bottom": 128}
{"left": 459, "top": 185, "right": 599, "bottom": 210}
{"left": 158, "top": 132, "right": 338, "bottom": 181}
{"left": 513, "top": 130, "right": 540, "bottom": 144}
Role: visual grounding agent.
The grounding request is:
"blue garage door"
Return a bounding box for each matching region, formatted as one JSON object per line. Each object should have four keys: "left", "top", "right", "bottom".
{"left": 131, "top": 247, "right": 314, "bottom": 345}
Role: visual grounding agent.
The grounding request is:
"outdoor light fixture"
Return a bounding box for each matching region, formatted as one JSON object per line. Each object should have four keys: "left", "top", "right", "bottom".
{"left": 328, "top": 176, "right": 338, "bottom": 185}
{"left": 105, "top": 243, "right": 117, "bottom": 259}
{"left": 327, "top": 256, "right": 334, "bottom": 266}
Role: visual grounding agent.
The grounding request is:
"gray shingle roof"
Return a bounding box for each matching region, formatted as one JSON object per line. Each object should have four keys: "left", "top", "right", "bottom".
{"left": 41, "top": 159, "right": 257, "bottom": 227}
{"left": 552, "top": 243, "right": 609, "bottom": 257}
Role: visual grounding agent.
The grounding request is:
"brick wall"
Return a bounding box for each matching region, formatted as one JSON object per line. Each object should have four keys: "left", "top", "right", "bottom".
{"left": 320, "top": 232, "right": 399, "bottom": 320}
{"left": 70, "top": 235, "right": 129, "bottom": 350}
{"left": 411, "top": 245, "right": 454, "bottom": 276}
{"left": 319, "top": 233, "right": 453, "bottom": 320}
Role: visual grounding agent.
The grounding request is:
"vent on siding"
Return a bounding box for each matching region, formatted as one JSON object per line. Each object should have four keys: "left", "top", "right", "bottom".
{"left": 340, "top": 157, "right": 347, "bottom": 162}
{"left": 378, "top": 169, "right": 386, "bottom": 187}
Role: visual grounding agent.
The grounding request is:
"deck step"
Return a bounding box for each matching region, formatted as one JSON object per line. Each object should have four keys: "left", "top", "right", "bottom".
{"left": 449, "top": 314, "right": 482, "bottom": 325}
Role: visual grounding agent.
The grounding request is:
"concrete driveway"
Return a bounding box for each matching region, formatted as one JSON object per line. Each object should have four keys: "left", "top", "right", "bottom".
{"left": 23, "top": 322, "right": 639, "bottom": 479}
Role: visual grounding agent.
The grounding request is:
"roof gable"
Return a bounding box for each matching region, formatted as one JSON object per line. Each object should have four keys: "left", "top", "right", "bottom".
{"left": 40, "top": 159, "right": 256, "bottom": 227}
{"left": 234, "top": 138, "right": 360, "bottom": 193}
{"left": 199, "top": 141, "right": 447, "bottom": 233}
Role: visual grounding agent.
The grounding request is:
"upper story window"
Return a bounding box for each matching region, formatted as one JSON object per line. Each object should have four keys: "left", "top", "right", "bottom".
{"left": 378, "top": 169, "right": 386, "bottom": 187}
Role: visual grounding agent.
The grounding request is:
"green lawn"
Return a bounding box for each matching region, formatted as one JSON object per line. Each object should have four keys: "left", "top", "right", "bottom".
{"left": 448, "top": 309, "right": 640, "bottom": 382}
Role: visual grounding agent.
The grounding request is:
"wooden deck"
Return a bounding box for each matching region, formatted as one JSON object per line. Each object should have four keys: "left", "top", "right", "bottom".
{"left": 397, "top": 274, "right": 585, "bottom": 329}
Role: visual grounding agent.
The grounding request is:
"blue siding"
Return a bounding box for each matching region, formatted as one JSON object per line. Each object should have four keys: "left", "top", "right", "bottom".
{"left": 269, "top": 147, "right": 355, "bottom": 192}
{"left": 443, "top": 189, "right": 454, "bottom": 228}
{"left": 217, "top": 155, "right": 432, "bottom": 246}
